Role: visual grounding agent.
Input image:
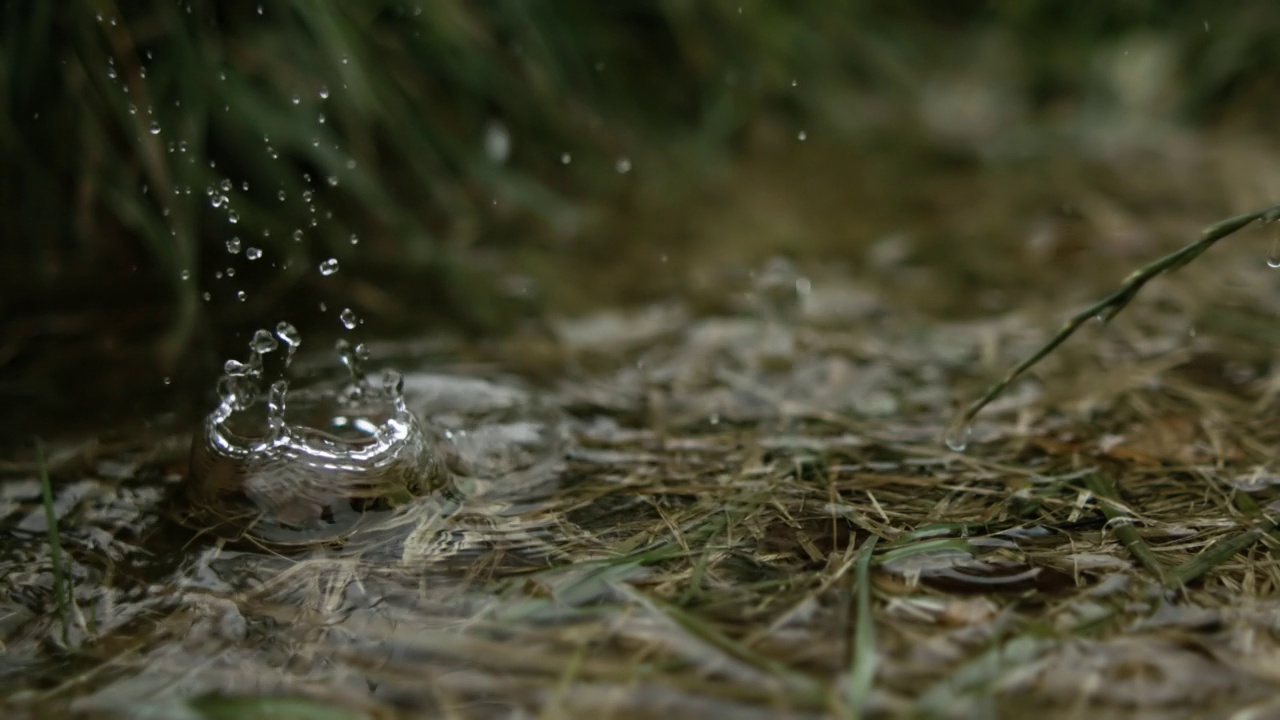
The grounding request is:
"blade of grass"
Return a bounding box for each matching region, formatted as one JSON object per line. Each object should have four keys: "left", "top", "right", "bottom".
{"left": 954, "top": 203, "right": 1280, "bottom": 429}
{"left": 843, "top": 534, "right": 879, "bottom": 719}
{"left": 1168, "top": 527, "right": 1266, "bottom": 587}
{"left": 916, "top": 632, "right": 1051, "bottom": 718}
{"left": 35, "top": 438, "right": 70, "bottom": 645}
{"left": 1081, "top": 474, "right": 1166, "bottom": 584}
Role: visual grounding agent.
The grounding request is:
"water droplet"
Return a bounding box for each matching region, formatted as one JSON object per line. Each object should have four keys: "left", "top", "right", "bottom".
{"left": 336, "top": 338, "right": 365, "bottom": 387}
{"left": 485, "top": 122, "right": 511, "bottom": 163}
{"left": 797, "top": 130, "right": 807, "bottom": 141}
{"left": 210, "top": 194, "right": 225, "bottom": 208}
{"left": 237, "top": 290, "right": 248, "bottom": 302}
{"left": 220, "top": 179, "right": 232, "bottom": 192}
{"left": 354, "top": 343, "right": 370, "bottom": 362}
{"left": 226, "top": 237, "right": 242, "bottom": 254}
{"left": 277, "top": 190, "right": 286, "bottom": 202}
{"left": 163, "top": 376, "right": 172, "bottom": 386}
{"left": 291, "top": 94, "right": 301, "bottom": 106}
{"left": 228, "top": 211, "right": 239, "bottom": 224}
{"left": 202, "top": 291, "right": 212, "bottom": 301}
{"left": 791, "top": 79, "right": 798, "bottom": 88}
{"left": 250, "top": 328, "right": 278, "bottom": 354}
{"left": 292, "top": 229, "right": 304, "bottom": 242}
{"left": 319, "top": 86, "right": 330, "bottom": 100}
{"left": 339, "top": 308, "right": 359, "bottom": 329}
{"left": 148, "top": 122, "right": 161, "bottom": 135}
{"left": 349, "top": 234, "right": 359, "bottom": 245}
{"left": 615, "top": 157, "right": 632, "bottom": 174}
{"left": 944, "top": 418, "right": 971, "bottom": 452}
{"left": 226, "top": 267, "right": 236, "bottom": 278}
{"left": 560, "top": 152, "right": 571, "bottom": 165}
{"left": 319, "top": 258, "right": 340, "bottom": 276}
{"left": 1268, "top": 223, "right": 1280, "bottom": 268}
{"left": 246, "top": 247, "right": 263, "bottom": 260}
{"left": 180, "top": 269, "right": 191, "bottom": 281}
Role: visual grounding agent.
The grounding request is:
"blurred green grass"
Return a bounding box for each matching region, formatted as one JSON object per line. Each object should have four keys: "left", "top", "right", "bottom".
{"left": 2, "top": 0, "right": 1279, "bottom": 360}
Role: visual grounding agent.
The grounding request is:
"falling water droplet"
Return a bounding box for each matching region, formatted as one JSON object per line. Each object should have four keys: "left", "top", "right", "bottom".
{"left": 615, "top": 157, "right": 632, "bottom": 174}
{"left": 291, "top": 94, "right": 301, "bottom": 106}
{"left": 349, "top": 233, "right": 359, "bottom": 245}
{"left": 319, "top": 258, "right": 340, "bottom": 275}
{"left": 319, "top": 86, "right": 330, "bottom": 100}
{"left": 246, "top": 247, "right": 263, "bottom": 260}
{"left": 1268, "top": 223, "right": 1280, "bottom": 268}
{"left": 339, "top": 308, "right": 359, "bottom": 329}
{"left": 180, "top": 269, "right": 191, "bottom": 281}
{"left": 249, "top": 328, "right": 278, "bottom": 354}
{"left": 797, "top": 130, "right": 807, "bottom": 141}
{"left": 560, "top": 152, "right": 571, "bottom": 165}
{"left": 275, "top": 321, "right": 301, "bottom": 366}
{"left": 226, "top": 237, "right": 242, "bottom": 254}
{"left": 237, "top": 290, "right": 248, "bottom": 302}
{"left": 943, "top": 418, "right": 971, "bottom": 452}
{"left": 148, "top": 122, "right": 161, "bottom": 135}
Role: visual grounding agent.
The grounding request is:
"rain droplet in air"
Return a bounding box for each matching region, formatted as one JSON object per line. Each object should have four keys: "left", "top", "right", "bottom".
{"left": 249, "top": 328, "right": 278, "bottom": 354}
{"left": 237, "top": 290, "right": 248, "bottom": 302}
{"left": 148, "top": 122, "right": 161, "bottom": 135}
{"left": 246, "top": 247, "right": 263, "bottom": 260}
{"left": 319, "top": 258, "right": 340, "bottom": 275}
{"left": 339, "top": 308, "right": 359, "bottom": 329}
{"left": 226, "top": 237, "right": 242, "bottom": 254}
{"left": 615, "top": 157, "right": 632, "bottom": 174}
{"left": 943, "top": 417, "right": 972, "bottom": 452}
{"left": 275, "top": 322, "right": 301, "bottom": 369}
{"left": 560, "top": 152, "right": 571, "bottom": 165}
{"left": 319, "top": 86, "right": 330, "bottom": 100}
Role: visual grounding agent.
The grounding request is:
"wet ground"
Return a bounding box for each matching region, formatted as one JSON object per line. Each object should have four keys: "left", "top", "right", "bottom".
{"left": 7, "top": 119, "right": 1280, "bottom": 719}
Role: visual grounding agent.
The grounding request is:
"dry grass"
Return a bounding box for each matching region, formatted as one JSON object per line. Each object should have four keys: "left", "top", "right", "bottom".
{"left": 8, "top": 218, "right": 1280, "bottom": 719}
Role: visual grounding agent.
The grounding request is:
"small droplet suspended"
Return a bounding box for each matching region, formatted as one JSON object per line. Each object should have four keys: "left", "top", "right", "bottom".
{"left": 228, "top": 211, "right": 239, "bottom": 224}
{"left": 246, "top": 247, "right": 263, "bottom": 260}
{"left": 291, "top": 94, "right": 301, "bottom": 106}
{"left": 148, "top": 122, "right": 161, "bottom": 135}
{"left": 237, "top": 290, "right": 248, "bottom": 302}
{"left": 292, "top": 229, "right": 304, "bottom": 242}
{"left": 349, "top": 234, "right": 359, "bottom": 245}
{"left": 226, "top": 237, "right": 242, "bottom": 254}
{"left": 275, "top": 321, "right": 301, "bottom": 366}
{"left": 797, "top": 130, "right": 807, "bottom": 141}
{"left": 319, "top": 258, "right": 340, "bottom": 275}
{"left": 615, "top": 157, "right": 632, "bottom": 174}
{"left": 339, "top": 308, "right": 359, "bottom": 329}
{"left": 319, "top": 86, "right": 330, "bottom": 100}
{"left": 943, "top": 418, "right": 972, "bottom": 452}
{"left": 180, "top": 269, "right": 191, "bottom": 281}
{"left": 250, "top": 328, "right": 278, "bottom": 354}
{"left": 560, "top": 152, "right": 572, "bottom": 165}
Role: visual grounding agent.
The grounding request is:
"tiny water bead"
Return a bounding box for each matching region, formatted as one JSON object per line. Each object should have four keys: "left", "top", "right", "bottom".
{"left": 319, "top": 258, "right": 340, "bottom": 275}
{"left": 246, "top": 247, "right": 263, "bottom": 260}
{"left": 943, "top": 418, "right": 972, "bottom": 452}
{"left": 226, "top": 237, "right": 241, "bottom": 254}
{"left": 339, "top": 308, "right": 359, "bottom": 329}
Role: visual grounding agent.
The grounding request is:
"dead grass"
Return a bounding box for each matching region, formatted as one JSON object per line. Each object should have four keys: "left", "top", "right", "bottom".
{"left": 8, "top": 131, "right": 1280, "bottom": 719}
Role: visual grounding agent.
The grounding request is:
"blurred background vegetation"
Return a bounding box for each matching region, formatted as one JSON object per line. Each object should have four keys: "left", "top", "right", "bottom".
{"left": 3, "top": 0, "right": 1280, "bottom": 433}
